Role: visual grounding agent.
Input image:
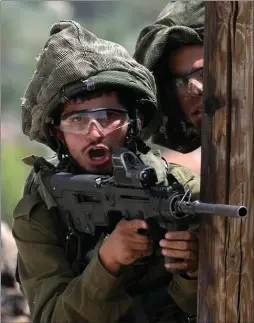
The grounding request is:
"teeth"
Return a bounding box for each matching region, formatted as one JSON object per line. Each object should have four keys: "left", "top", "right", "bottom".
{"left": 92, "top": 156, "right": 104, "bottom": 160}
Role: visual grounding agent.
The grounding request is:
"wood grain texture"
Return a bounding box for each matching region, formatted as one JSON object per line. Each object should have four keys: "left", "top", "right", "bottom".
{"left": 198, "top": 2, "right": 254, "bottom": 323}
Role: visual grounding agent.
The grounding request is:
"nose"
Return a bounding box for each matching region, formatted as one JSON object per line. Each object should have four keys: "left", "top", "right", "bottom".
{"left": 86, "top": 122, "right": 104, "bottom": 141}
{"left": 188, "top": 78, "right": 203, "bottom": 97}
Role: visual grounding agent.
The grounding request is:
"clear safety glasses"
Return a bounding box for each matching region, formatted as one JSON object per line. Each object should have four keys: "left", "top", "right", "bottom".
{"left": 174, "top": 67, "right": 203, "bottom": 92}
{"left": 60, "top": 107, "right": 130, "bottom": 136}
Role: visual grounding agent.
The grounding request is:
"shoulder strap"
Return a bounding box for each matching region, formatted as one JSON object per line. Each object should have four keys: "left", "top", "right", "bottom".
{"left": 20, "top": 155, "right": 105, "bottom": 276}
{"left": 22, "top": 154, "right": 59, "bottom": 196}
{"left": 25, "top": 157, "right": 68, "bottom": 245}
{"left": 139, "top": 150, "right": 169, "bottom": 186}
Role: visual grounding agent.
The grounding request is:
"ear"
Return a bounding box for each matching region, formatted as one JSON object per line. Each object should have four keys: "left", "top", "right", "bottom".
{"left": 55, "top": 126, "right": 65, "bottom": 141}
{"left": 137, "top": 112, "right": 144, "bottom": 128}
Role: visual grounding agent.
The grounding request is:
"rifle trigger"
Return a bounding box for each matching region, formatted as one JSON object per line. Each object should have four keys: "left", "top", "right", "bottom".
{"left": 145, "top": 218, "right": 167, "bottom": 244}
{"left": 137, "top": 228, "right": 150, "bottom": 237}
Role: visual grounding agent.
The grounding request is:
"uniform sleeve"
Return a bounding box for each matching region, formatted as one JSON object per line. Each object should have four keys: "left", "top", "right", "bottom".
{"left": 12, "top": 192, "right": 133, "bottom": 323}
{"left": 167, "top": 275, "right": 197, "bottom": 315}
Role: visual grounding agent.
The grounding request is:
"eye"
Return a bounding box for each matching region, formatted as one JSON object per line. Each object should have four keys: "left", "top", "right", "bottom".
{"left": 70, "top": 115, "right": 83, "bottom": 123}
{"left": 106, "top": 110, "right": 120, "bottom": 120}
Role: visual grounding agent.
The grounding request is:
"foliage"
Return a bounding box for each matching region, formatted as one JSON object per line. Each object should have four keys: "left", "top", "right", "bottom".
{"left": 1, "top": 1, "right": 74, "bottom": 117}
{"left": 1, "top": 141, "right": 48, "bottom": 224}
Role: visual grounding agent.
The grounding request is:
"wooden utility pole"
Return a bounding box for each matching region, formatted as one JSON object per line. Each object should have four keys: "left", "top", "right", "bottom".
{"left": 198, "top": 2, "right": 254, "bottom": 323}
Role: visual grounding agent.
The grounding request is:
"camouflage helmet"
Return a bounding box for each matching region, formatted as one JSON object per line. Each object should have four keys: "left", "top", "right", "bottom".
{"left": 21, "top": 20, "right": 159, "bottom": 151}
{"left": 134, "top": 1, "right": 205, "bottom": 153}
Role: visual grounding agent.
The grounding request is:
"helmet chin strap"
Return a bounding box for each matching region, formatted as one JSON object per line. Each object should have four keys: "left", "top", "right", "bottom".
{"left": 124, "top": 109, "right": 150, "bottom": 154}
{"left": 54, "top": 136, "right": 85, "bottom": 174}
{"left": 48, "top": 124, "right": 86, "bottom": 173}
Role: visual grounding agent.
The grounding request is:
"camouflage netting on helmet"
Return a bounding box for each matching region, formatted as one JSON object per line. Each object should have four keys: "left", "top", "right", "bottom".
{"left": 134, "top": 1, "right": 205, "bottom": 153}
{"left": 21, "top": 20, "right": 158, "bottom": 151}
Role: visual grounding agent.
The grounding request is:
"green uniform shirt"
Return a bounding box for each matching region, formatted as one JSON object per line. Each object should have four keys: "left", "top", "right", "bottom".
{"left": 13, "top": 161, "right": 199, "bottom": 323}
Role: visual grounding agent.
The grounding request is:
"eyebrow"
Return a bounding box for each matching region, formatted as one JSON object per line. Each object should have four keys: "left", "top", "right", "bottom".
{"left": 171, "top": 66, "right": 203, "bottom": 79}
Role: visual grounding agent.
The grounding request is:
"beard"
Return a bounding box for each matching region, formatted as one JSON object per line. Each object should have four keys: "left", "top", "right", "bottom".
{"left": 194, "top": 120, "right": 202, "bottom": 135}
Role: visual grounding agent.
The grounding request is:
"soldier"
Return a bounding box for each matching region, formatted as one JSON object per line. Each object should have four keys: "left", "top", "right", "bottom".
{"left": 13, "top": 21, "right": 199, "bottom": 322}
{"left": 134, "top": 1, "right": 204, "bottom": 173}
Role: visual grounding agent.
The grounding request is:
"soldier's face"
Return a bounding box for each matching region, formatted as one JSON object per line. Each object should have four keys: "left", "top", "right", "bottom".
{"left": 56, "top": 92, "right": 129, "bottom": 173}
{"left": 169, "top": 45, "right": 204, "bottom": 129}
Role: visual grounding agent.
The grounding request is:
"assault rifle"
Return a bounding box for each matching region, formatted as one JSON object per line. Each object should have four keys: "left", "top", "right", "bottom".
{"left": 41, "top": 148, "right": 247, "bottom": 264}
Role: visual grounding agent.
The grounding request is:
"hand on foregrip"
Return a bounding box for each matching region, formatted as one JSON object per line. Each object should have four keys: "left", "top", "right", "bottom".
{"left": 159, "top": 231, "right": 198, "bottom": 277}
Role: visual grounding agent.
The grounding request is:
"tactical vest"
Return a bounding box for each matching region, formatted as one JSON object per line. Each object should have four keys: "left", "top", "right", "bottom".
{"left": 20, "top": 150, "right": 172, "bottom": 273}
{"left": 17, "top": 150, "right": 196, "bottom": 323}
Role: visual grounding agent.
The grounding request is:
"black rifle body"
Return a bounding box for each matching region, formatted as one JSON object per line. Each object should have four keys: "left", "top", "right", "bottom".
{"left": 42, "top": 148, "right": 247, "bottom": 237}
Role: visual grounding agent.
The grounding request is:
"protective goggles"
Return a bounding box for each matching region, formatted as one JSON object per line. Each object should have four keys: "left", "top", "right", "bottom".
{"left": 60, "top": 107, "right": 130, "bottom": 136}
{"left": 174, "top": 67, "right": 203, "bottom": 90}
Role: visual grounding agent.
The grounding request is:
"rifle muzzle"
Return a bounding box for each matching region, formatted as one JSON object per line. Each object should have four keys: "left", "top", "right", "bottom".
{"left": 178, "top": 201, "right": 248, "bottom": 218}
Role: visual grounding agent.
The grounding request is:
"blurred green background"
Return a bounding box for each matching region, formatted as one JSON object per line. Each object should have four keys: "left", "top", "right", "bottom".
{"left": 1, "top": 1, "right": 169, "bottom": 225}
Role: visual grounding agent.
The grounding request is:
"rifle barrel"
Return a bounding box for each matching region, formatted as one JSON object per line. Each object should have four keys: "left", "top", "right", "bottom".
{"left": 179, "top": 201, "right": 248, "bottom": 218}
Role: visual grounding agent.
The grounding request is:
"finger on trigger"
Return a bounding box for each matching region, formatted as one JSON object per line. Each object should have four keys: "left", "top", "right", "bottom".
{"left": 129, "top": 219, "right": 148, "bottom": 231}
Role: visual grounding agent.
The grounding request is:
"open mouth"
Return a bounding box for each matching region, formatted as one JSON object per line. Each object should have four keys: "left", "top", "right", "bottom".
{"left": 191, "top": 108, "right": 203, "bottom": 125}
{"left": 89, "top": 147, "right": 107, "bottom": 160}
{"left": 87, "top": 145, "right": 111, "bottom": 166}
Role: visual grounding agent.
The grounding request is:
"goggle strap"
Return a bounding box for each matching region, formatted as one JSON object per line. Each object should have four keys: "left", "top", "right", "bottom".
{"left": 103, "top": 119, "right": 138, "bottom": 136}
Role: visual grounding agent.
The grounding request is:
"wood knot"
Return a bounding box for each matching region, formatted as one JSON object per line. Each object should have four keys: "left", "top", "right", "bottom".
{"left": 226, "top": 251, "right": 241, "bottom": 272}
